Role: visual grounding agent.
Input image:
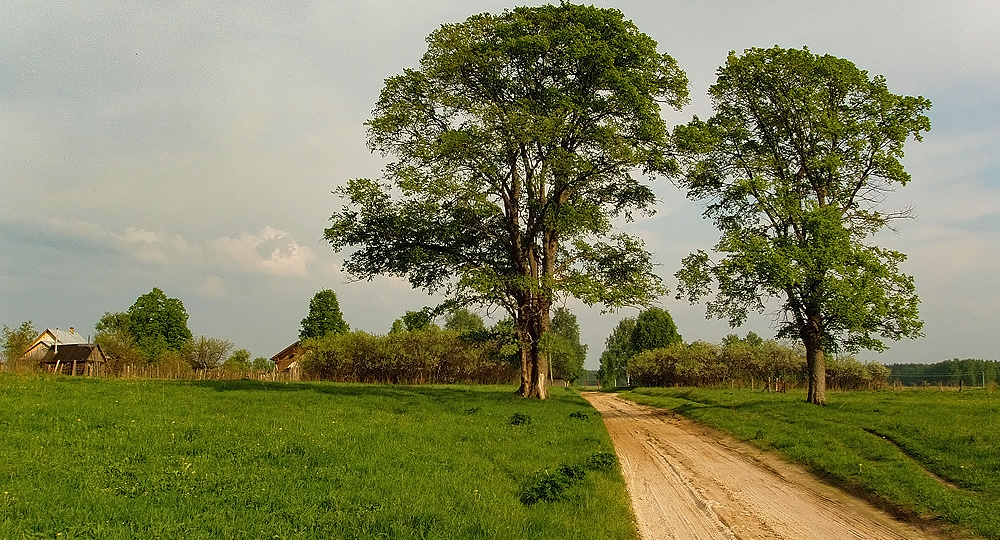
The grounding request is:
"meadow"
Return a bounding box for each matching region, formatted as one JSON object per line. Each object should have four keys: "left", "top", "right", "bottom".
{"left": 0, "top": 376, "right": 637, "bottom": 539}
{"left": 622, "top": 386, "right": 1000, "bottom": 539}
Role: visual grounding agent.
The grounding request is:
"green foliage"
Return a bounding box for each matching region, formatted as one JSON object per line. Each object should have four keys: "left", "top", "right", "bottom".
{"left": 469, "top": 318, "right": 523, "bottom": 368}
{"left": 389, "top": 309, "right": 436, "bottom": 334}
{"left": 154, "top": 349, "right": 194, "bottom": 377}
{"left": 95, "top": 311, "right": 130, "bottom": 336}
{"left": 674, "top": 46, "right": 930, "bottom": 404}
{"left": 626, "top": 337, "right": 891, "bottom": 391}
{"left": 520, "top": 464, "right": 584, "bottom": 505}
{"left": 597, "top": 308, "right": 681, "bottom": 388}
{"left": 401, "top": 308, "right": 434, "bottom": 332}
{"left": 444, "top": 307, "right": 486, "bottom": 335}
{"left": 93, "top": 327, "right": 144, "bottom": 374}
{"left": 299, "top": 289, "right": 350, "bottom": 340}
{"left": 547, "top": 307, "right": 587, "bottom": 382}
{"left": 623, "top": 387, "right": 1000, "bottom": 539}
{"left": 508, "top": 412, "right": 532, "bottom": 426}
{"left": 598, "top": 317, "right": 636, "bottom": 387}
{"left": 107, "top": 288, "right": 193, "bottom": 362}
{"left": 630, "top": 307, "right": 682, "bottom": 354}
{"left": 183, "top": 336, "right": 233, "bottom": 370}
{"left": 324, "top": 2, "right": 688, "bottom": 397}
{"left": 223, "top": 349, "right": 252, "bottom": 372}
{"left": 1, "top": 320, "right": 37, "bottom": 372}
{"left": 250, "top": 357, "right": 272, "bottom": 372}
{"left": 520, "top": 451, "right": 619, "bottom": 505}
{"left": 300, "top": 328, "right": 516, "bottom": 384}
{"left": 0, "top": 378, "right": 636, "bottom": 539}
{"left": 890, "top": 358, "right": 1000, "bottom": 387}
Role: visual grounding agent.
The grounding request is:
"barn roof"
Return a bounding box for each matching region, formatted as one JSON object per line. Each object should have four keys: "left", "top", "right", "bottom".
{"left": 39, "top": 343, "right": 106, "bottom": 365}
{"left": 270, "top": 341, "right": 302, "bottom": 372}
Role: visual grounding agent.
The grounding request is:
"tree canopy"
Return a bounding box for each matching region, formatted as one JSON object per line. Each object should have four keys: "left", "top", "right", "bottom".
{"left": 444, "top": 307, "right": 486, "bottom": 335}
{"left": 325, "top": 2, "right": 688, "bottom": 398}
{"left": 300, "top": 289, "right": 350, "bottom": 340}
{"left": 674, "top": 46, "right": 930, "bottom": 405}
{"left": 185, "top": 336, "right": 233, "bottom": 370}
{"left": 630, "top": 307, "right": 682, "bottom": 354}
{"left": 97, "top": 288, "right": 193, "bottom": 362}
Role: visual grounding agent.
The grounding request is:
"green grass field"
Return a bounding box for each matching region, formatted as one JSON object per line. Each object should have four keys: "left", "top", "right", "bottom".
{"left": 621, "top": 386, "right": 1000, "bottom": 539}
{"left": 0, "top": 376, "right": 637, "bottom": 539}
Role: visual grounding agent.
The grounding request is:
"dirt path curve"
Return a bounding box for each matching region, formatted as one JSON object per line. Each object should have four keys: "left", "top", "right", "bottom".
{"left": 583, "top": 392, "right": 938, "bottom": 540}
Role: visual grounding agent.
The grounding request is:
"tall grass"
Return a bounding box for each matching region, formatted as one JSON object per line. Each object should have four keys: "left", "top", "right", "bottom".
{"left": 622, "top": 387, "right": 1000, "bottom": 539}
{"left": 0, "top": 375, "right": 636, "bottom": 539}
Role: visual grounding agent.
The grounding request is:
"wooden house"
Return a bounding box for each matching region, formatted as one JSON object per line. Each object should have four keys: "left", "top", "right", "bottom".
{"left": 270, "top": 341, "right": 303, "bottom": 380}
{"left": 22, "top": 327, "right": 89, "bottom": 358}
{"left": 21, "top": 327, "right": 107, "bottom": 376}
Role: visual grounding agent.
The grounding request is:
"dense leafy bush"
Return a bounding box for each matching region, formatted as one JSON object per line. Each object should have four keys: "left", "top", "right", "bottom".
{"left": 508, "top": 412, "right": 532, "bottom": 426}
{"left": 627, "top": 337, "right": 891, "bottom": 390}
{"left": 299, "top": 327, "right": 517, "bottom": 384}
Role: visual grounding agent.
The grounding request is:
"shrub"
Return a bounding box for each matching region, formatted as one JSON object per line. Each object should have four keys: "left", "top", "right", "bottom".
{"left": 300, "top": 328, "right": 517, "bottom": 384}
{"left": 509, "top": 413, "right": 532, "bottom": 426}
{"left": 520, "top": 452, "right": 618, "bottom": 505}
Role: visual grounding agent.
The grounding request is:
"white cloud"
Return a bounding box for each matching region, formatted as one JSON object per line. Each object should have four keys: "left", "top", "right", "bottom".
{"left": 27, "top": 219, "right": 319, "bottom": 280}
{"left": 206, "top": 226, "right": 316, "bottom": 278}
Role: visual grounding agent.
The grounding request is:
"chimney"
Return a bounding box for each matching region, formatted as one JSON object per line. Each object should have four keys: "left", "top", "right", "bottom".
{"left": 70, "top": 327, "right": 75, "bottom": 334}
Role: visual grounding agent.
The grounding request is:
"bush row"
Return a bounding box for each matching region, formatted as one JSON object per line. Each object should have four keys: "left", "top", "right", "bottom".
{"left": 299, "top": 327, "right": 518, "bottom": 384}
{"left": 628, "top": 341, "right": 891, "bottom": 391}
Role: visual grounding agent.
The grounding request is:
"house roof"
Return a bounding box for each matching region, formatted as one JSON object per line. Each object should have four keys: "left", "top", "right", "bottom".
{"left": 271, "top": 341, "right": 302, "bottom": 372}
{"left": 35, "top": 328, "right": 89, "bottom": 347}
{"left": 22, "top": 328, "right": 90, "bottom": 358}
{"left": 39, "top": 343, "right": 107, "bottom": 365}
{"left": 270, "top": 341, "right": 301, "bottom": 362}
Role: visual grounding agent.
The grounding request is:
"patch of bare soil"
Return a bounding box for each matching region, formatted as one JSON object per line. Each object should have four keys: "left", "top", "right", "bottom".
{"left": 583, "top": 392, "right": 943, "bottom": 540}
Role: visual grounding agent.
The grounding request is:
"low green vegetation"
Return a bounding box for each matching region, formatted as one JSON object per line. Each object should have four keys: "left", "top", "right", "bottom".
{"left": 0, "top": 376, "right": 636, "bottom": 539}
{"left": 300, "top": 327, "right": 517, "bottom": 384}
{"left": 602, "top": 330, "right": 891, "bottom": 391}
{"left": 622, "top": 387, "right": 1000, "bottom": 539}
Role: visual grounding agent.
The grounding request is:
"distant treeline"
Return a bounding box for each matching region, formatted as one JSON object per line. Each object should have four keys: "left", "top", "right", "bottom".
{"left": 888, "top": 359, "right": 1000, "bottom": 387}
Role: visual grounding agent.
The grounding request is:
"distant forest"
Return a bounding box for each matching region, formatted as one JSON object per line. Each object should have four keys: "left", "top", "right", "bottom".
{"left": 888, "top": 359, "right": 1000, "bottom": 386}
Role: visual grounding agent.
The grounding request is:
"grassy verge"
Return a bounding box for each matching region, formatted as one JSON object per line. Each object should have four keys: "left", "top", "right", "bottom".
{"left": 0, "top": 375, "right": 637, "bottom": 539}
{"left": 621, "top": 386, "right": 1000, "bottom": 539}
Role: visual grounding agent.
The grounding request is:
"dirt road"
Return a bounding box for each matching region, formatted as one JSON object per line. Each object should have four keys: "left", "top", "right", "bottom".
{"left": 583, "top": 392, "right": 938, "bottom": 540}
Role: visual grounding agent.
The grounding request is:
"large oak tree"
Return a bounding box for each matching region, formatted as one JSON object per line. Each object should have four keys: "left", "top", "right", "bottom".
{"left": 674, "top": 47, "right": 930, "bottom": 405}
{"left": 326, "top": 3, "right": 688, "bottom": 398}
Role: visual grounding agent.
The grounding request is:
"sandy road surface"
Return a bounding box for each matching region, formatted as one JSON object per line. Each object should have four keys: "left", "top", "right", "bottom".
{"left": 583, "top": 392, "right": 938, "bottom": 540}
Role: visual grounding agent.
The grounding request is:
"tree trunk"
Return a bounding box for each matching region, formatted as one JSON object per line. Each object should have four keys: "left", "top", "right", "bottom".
{"left": 516, "top": 293, "right": 550, "bottom": 400}
{"left": 804, "top": 333, "right": 826, "bottom": 405}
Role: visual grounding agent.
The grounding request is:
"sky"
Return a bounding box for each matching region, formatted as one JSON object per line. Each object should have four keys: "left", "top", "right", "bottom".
{"left": 2, "top": 0, "right": 999, "bottom": 367}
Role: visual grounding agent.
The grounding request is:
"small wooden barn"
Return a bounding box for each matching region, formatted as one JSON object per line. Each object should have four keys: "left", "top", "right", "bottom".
{"left": 39, "top": 343, "right": 109, "bottom": 376}
{"left": 270, "top": 341, "right": 303, "bottom": 380}
{"left": 21, "top": 327, "right": 108, "bottom": 376}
